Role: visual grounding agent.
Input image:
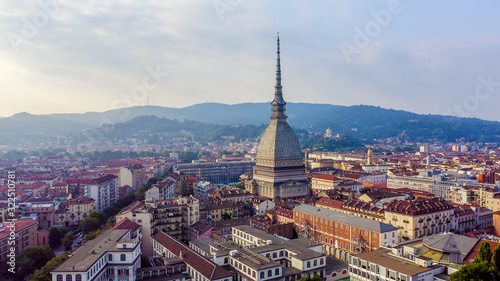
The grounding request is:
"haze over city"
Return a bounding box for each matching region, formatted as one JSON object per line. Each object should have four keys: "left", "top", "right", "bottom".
{"left": 1, "top": 1, "right": 500, "bottom": 121}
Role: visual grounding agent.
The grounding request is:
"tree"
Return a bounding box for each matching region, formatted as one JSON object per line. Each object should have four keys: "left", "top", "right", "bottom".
{"left": 80, "top": 217, "right": 101, "bottom": 233}
{"left": 31, "top": 252, "right": 71, "bottom": 281}
{"left": 88, "top": 210, "right": 107, "bottom": 225}
{"left": 15, "top": 246, "right": 54, "bottom": 281}
{"left": 221, "top": 212, "right": 232, "bottom": 221}
{"left": 61, "top": 232, "right": 76, "bottom": 251}
{"left": 449, "top": 261, "right": 497, "bottom": 281}
{"left": 234, "top": 183, "right": 245, "bottom": 190}
{"left": 48, "top": 227, "right": 67, "bottom": 248}
{"left": 478, "top": 241, "right": 493, "bottom": 263}
{"left": 84, "top": 229, "right": 102, "bottom": 242}
{"left": 493, "top": 244, "right": 500, "bottom": 271}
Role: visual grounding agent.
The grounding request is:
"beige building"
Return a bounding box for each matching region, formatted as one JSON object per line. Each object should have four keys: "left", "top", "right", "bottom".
{"left": 149, "top": 197, "right": 200, "bottom": 241}
{"left": 116, "top": 201, "right": 154, "bottom": 257}
{"left": 56, "top": 197, "right": 96, "bottom": 227}
{"left": 383, "top": 198, "right": 454, "bottom": 241}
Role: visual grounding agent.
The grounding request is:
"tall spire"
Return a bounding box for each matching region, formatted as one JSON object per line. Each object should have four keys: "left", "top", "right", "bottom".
{"left": 271, "top": 32, "right": 286, "bottom": 119}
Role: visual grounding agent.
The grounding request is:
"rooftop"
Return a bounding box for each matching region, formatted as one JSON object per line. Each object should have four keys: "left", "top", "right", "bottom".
{"left": 354, "top": 248, "right": 440, "bottom": 276}
{"left": 294, "top": 204, "right": 397, "bottom": 233}
{"left": 52, "top": 229, "right": 136, "bottom": 272}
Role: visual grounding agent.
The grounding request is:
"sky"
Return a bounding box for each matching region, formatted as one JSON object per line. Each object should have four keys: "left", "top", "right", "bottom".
{"left": 1, "top": 0, "right": 500, "bottom": 121}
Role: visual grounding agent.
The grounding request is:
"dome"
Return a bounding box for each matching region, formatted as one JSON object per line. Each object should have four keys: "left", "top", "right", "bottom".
{"left": 256, "top": 119, "right": 302, "bottom": 161}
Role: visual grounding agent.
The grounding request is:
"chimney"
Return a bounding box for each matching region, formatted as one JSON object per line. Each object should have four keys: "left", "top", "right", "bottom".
{"left": 179, "top": 250, "right": 183, "bottom": 259}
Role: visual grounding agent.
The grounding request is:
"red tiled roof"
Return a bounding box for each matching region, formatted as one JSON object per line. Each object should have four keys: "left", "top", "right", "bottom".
{"left": 463, "top": 239, "right": 500, "bottom": 264}
{"left": 315, "top": 198, "right": 344, "bottom": 209}
{"left": 275, "top": 207, "right": 293, "bottom": 218}
{"left": 0, "top": 219, "right": 38, "bottom": 241}
{"left": 385, "top": 197, "right": 453, "bottom": 216}
{"left": 152, "top": 232, "right": 232, "bottom": 280}
{"left": 90, "top": 174, "right": 117, "bottom": 184}
{"left": 113, "top": 218, "right": 140, "bottom": 231}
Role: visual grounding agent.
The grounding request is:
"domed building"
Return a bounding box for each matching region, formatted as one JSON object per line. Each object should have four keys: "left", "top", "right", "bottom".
{"left": 245, "top": 35, "right": 309, "bottom": 199}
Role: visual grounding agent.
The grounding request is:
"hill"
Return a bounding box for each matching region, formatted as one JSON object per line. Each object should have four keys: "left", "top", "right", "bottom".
{"left": 1, "top": 103, "right": 499, "bottom": 145}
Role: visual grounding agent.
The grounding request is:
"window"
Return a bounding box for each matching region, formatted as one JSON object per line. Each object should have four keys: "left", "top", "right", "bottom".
{"left": 57, "top": 275, "right": 63, "bottom": 281}
{"left": 75, "top": 275, "right": 82, "bottom": 281}
{"left": 224, "top": 257, "right": 228, "bottom": 264}
{"left": 280, "top": 250, "right": 284, "bottom": 257}
{"left": 273, "top": 252, "right": 277, "bottom": 258}
{"left": 275, "top": 268, "right": 280, "bottom": 275}
{"left": 260, "top": 272, "right": 265, "bottom": 278}
{"left": 268, "top": 270, "right": 272, "bottom": 277}
{"left": 320, "top": 258, "right": 324, "bottom": 265}
{"left": 314, "top": 259, "right": 317, "bottom": 266}
{"left": 66, "top": 275, "right": 72, "bottom": 281}
{"left": 120, "top": 254, "right": 126, "bottom": 261}
{"left": 253, "top": 271, "right": 256, "bottom": 278}
{"left": 108, "top": 254, "right": 113, "bottom": 261}
{"left": 307, "top": 261, "right": 311, "bottom": 268}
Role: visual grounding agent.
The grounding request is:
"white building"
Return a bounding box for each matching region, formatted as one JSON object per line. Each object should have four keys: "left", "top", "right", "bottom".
{"left": 349, "top": 247, "right": 444, "bottom": 281}
{"left": 196, "top": 181, "right": 219, "bottom": 196}
{"left": 84, "top": 175, "right": 119, "bottom": 211}
{"left": 51, "top": 229, "right": 141, "bottom": 281}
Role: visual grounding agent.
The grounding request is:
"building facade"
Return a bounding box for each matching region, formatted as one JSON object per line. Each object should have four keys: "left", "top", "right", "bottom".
{"left": 51, "top": 229, "right": 141, "bottom": 281}
{"left": 294, "top": 204, "right": 398, "bottom": 261}
{"left": 84, "top": 175, "right": 119, "bottom": 211}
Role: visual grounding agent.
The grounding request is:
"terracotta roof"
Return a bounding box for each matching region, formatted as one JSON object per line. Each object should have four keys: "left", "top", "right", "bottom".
{"left": 113, "top": 218, "right": 141, "bottom": 231}
{"left": 152, "top": 232, "right": 232, "bottom": 280}
{"left": 189, "top": 221, "right": 212, "bottom": 234}
{"left": 315, "top": 198, "right": 344, "bottom": 209}
{"left": 0, "top": 218, "right": 38, "bottom": 241}
{"left": 274, "top": 207, "right": 293, "bottom": 218}
{"left": 385, "top": 197, "right": 453, "bottom": 216}
{"left": 90, "top": 174, "right": 117, "bottom": 185}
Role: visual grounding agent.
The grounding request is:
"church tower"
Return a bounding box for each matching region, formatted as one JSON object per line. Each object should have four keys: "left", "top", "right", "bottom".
{"left": 246, "top": 35, "right": 309, "bottom": 199}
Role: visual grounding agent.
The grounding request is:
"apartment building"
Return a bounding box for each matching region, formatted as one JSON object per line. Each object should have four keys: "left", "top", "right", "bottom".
{"left": 51, "top": 229, "right": 141, "bottom": 281}
{"left": 116, "top": 202, "right": 154, "bottom": 257}
{"left": 187, "top": 225, "right": 335, "bottom": 281}
{"left": 18, "top": 202, "right": 55, "bottom": 229}
{"left": 383, "top": 198, "right": 454, "bottom": 241}
{"left": 119, "top": 164, "right": 147, "bottom": 190}
{"left": 84, "top": 175, "right": 119, "bottom": 211}
{"left": 55, "top": 197, "right": 96, "bottom": 227}
{"left": 294, "top": 204, "right": 398, "bottom": 261}
{"left": 0, "top": 219, "right": 38, "bottom": 265}
{"left": 152, "top": 232, "right": 233, "bottom": 281}
{"left": 150, "top": 197, "right": 200, "bottom": 241}
{"left": 349, "top": 248, "right": 444, "bottom": 281}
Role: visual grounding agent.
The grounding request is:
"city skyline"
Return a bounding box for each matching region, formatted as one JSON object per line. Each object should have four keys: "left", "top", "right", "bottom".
{"left": 2, "top": 1, "right": 500, "bottom": 121}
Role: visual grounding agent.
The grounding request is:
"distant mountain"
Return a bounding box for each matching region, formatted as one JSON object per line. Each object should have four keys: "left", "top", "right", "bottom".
{"left": 2, "top": 103, "right": 500, "bottom": 145}
{"left": 47, "top": 103, "right": 339, "bottom": 127}
{"left": 0, "top": 112, "right": 92, "bottom": 144}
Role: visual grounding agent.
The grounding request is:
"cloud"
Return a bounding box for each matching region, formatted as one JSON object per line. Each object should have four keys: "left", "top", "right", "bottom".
{"left": 1, "top": 0, "right": 500, "bottom": 122}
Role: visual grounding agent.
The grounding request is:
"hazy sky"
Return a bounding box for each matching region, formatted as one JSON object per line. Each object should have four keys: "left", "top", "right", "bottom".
{"left": 2, "top": 1, "right": 500, "bottom": 121}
